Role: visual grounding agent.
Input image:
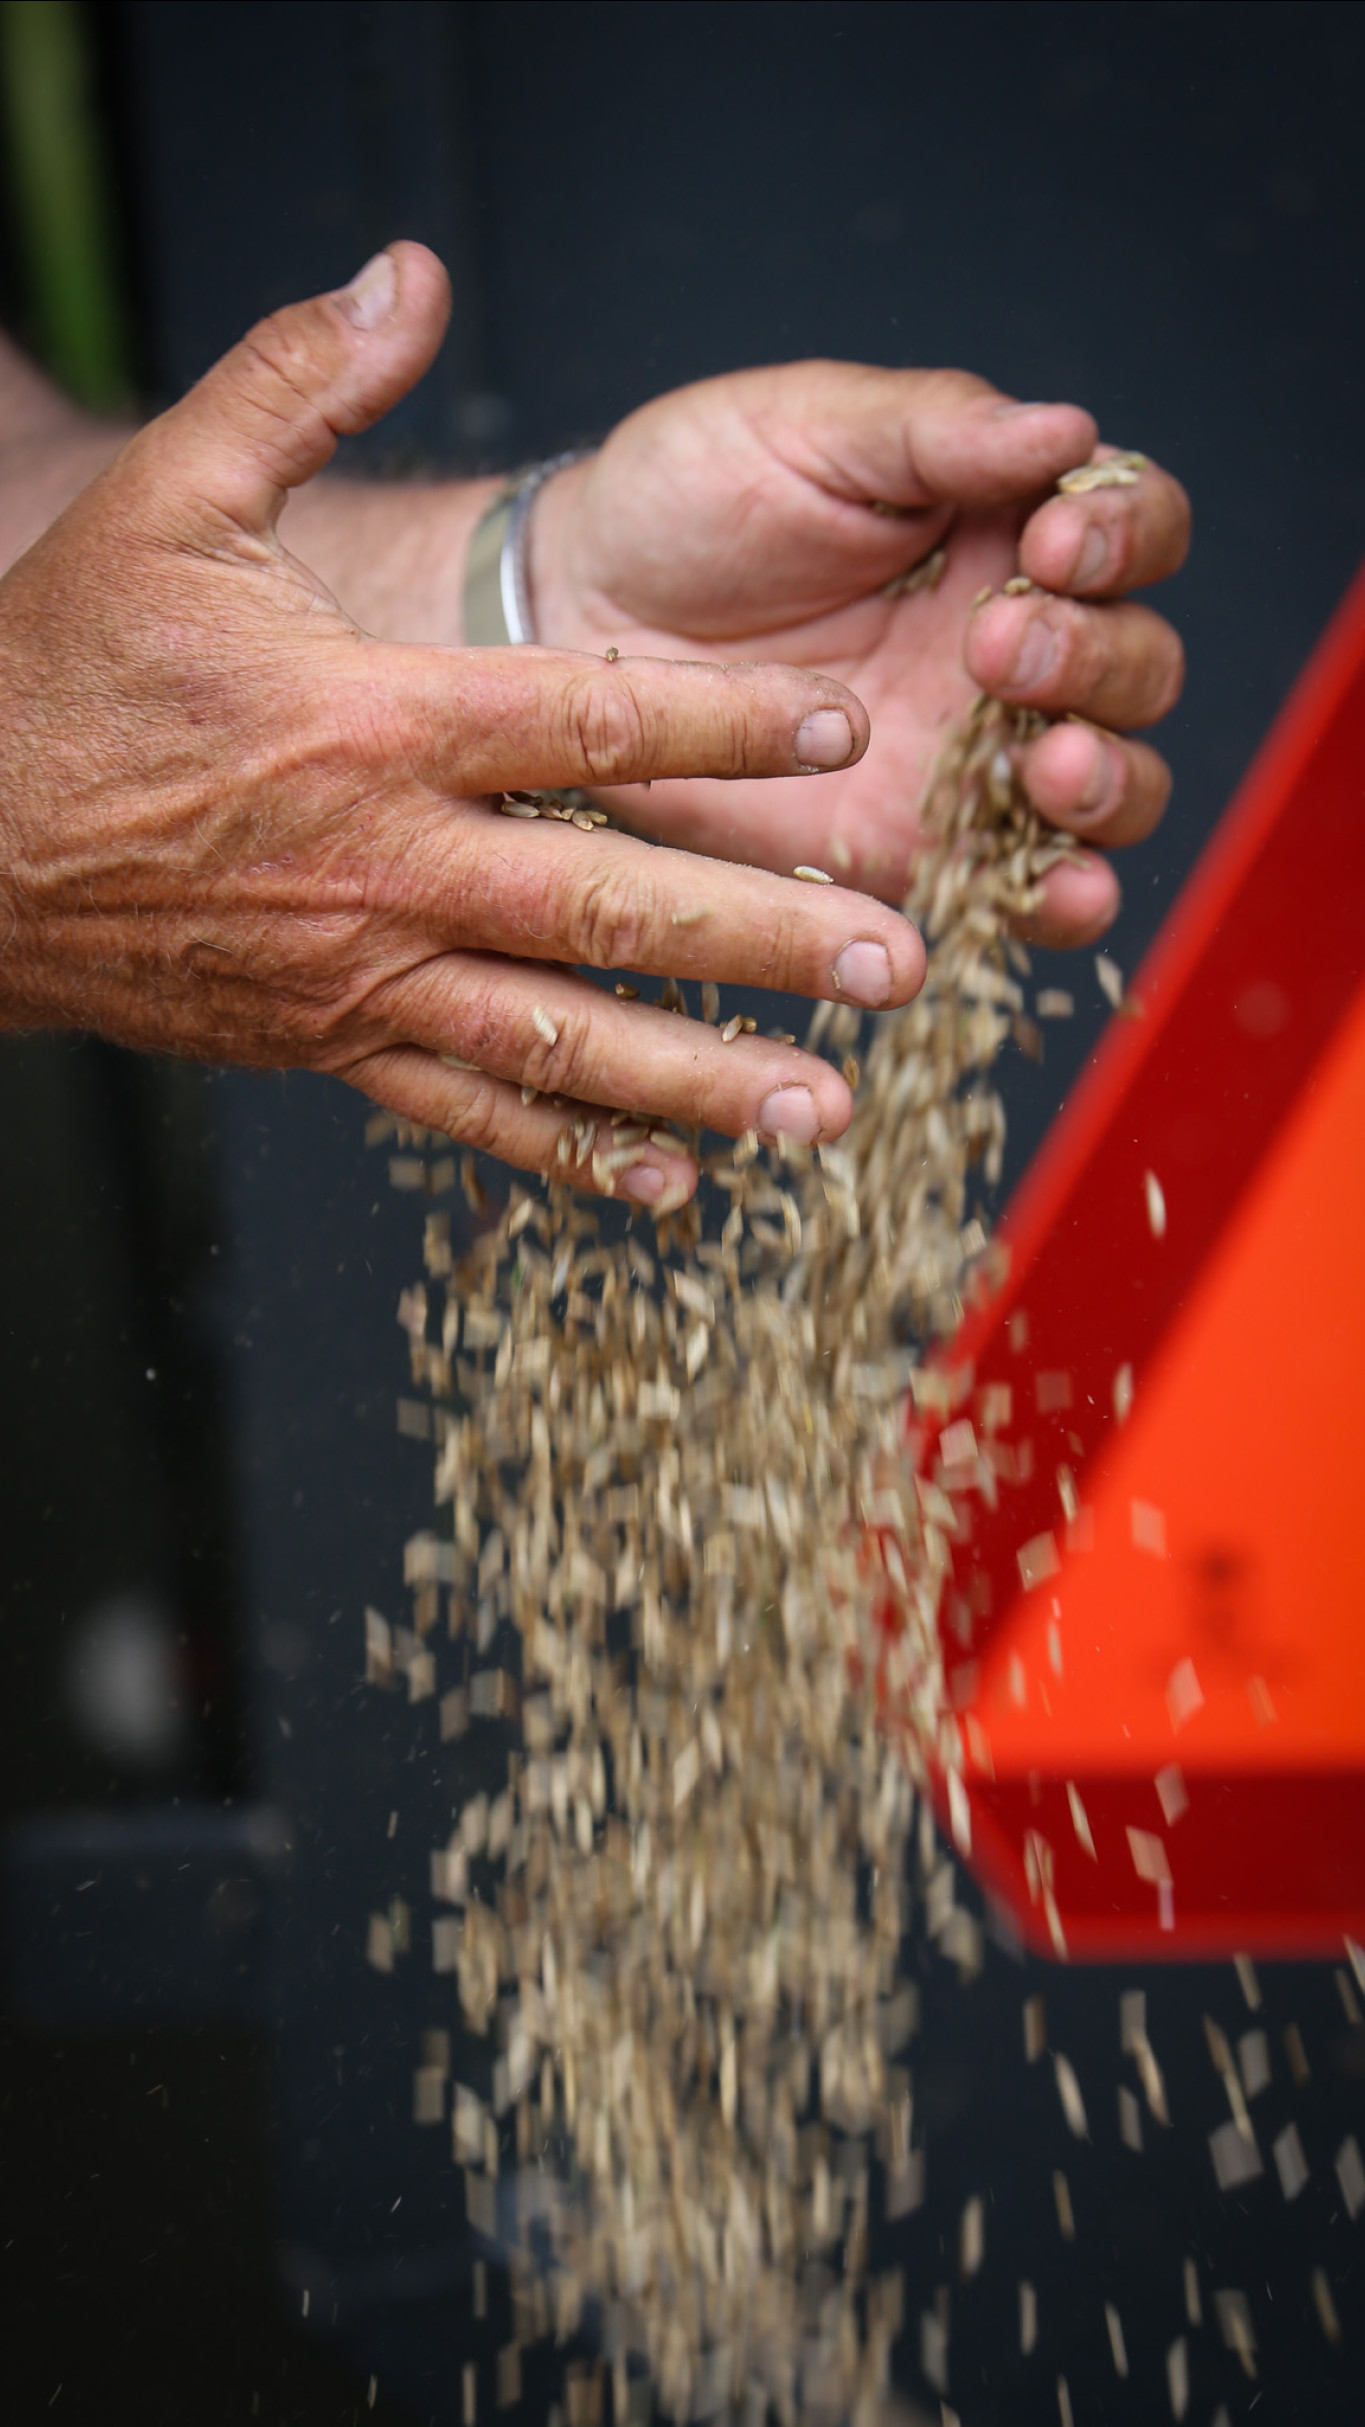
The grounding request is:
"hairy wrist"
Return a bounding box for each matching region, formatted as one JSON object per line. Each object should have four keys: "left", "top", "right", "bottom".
{"left": 281, "top": 471, "right": 500, "bottom": 645}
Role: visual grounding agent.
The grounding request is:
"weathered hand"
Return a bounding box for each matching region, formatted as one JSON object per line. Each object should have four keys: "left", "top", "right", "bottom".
{"left": 531, "top": 363, "right": 1190, "bottom": 944}
{"left": 0, "top": 249, "right": 926, "bottom": 1201}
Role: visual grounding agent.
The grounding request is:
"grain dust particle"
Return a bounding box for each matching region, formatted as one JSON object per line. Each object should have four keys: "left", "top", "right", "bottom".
{"left": 1023, "top": 1993, "right": 1046, "bottom": 2062}
{"left": 1209, "top": 2120, "right": 1263, "bottom": 2191}
{"left": 1335, "top": 2131, "right": 1365, "bottom": 2218}
{"left": 1127, "top": 1827, "right": 1171, "bottom": 1886}
{"left": 1095, "top": 951, "right": 1125, "bottom": 1008}
{"left": 1213, "top": 2288, "right": 1257, "bottom": 2375}
{"left": 1054, "top": 2053, "right": 1089, "bottom": 2138}
{"left": 1132, "top": 1499, "right": 1166, "bottom": 1556}
{"left": 1058, "top": 453, "right": 1145, "bottom": 493}
{"left": 1118, "top": 2086, "right": 1142, "bottom": 2150}
{"left": 1246, "top": 1674, "right": 1277, "bottom": 1723}
{"left": 1144, "top": 1168, "right": 1167, "bottom": 1236}
{"left": 1053, "top": 2170, "right": 1075, "bottom": 2239}
{"left": 794, "top": 865, "right": 833, "bottom": 882}
{"left": 1312, "top": 2266, "right": 1341, "bottom": 2346}
{"left": 1273, "top": 2121, "right": 1309, "bottom": 2199}
{"left": 1167, "top": 2335, "right": 1189, "bottom": 2420}
{"left": 531, "top": 1005, "right": 559, "bottom": 1047}
{"left": 1056, "top": 2373, "right": 1074, "bottom": 2427}
{"left": 1019, "top": 2281, "right": 1037, "bottom": 2354}
{"left": 947, "top": 1767, "right": 971, "bottom": 1856}
{"left": 1105, "top": 2303, "right": 1128, "bottom": 2377}
{"left": 1166, "top": 1656, "right": 1204, "bottom": 1731}
{"left": 1067, "top": 1782, "right": 1096, "bottom": 1859}
{"left": 1113, "top": 1361, "right": 1134, "bottom": 1422}
{"left": 1017, "top": 1530, "right": 1060, "bottom": 1591}
{"left": 1155, "top": 1764, "right": 1187, "bottom": 1824}
{"left": 1238, "top": 2029, "right": 1270, "bottom": 2099}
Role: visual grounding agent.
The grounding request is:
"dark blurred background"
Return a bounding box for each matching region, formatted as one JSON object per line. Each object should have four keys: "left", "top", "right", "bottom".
{"left": 1, "top": 2, "right": 1364, "bottom": 2422}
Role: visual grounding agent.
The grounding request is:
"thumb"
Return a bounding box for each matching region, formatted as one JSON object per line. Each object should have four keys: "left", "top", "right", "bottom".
{"left": 138, "top": 241, "right": 450, "bottom": 536}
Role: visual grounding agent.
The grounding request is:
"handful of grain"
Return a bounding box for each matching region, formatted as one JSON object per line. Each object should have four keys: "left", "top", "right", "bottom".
{"left": 389, "top": 693, "right": 1079, "bottom": 2423}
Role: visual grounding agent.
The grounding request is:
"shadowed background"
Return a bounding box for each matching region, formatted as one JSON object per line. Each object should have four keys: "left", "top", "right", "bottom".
{"left": 1, "top": 4, "right": 1363, "bottom": 2422}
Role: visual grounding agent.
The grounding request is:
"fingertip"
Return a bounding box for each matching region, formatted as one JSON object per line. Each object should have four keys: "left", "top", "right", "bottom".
{"left": 976, "top": 397, "right": 1099, "bottom": 483}
{"left": 328, "top": 240, "right": 450, "bottom": 388}
{"left": 1022, "top": 718, "right": 1121, "bottom": 825}
{"left": 620, "top": 1158, "right": 697, "bottom": 1211}
{"left": 1020, "top": 853, "right": 1121, "bottom": 948}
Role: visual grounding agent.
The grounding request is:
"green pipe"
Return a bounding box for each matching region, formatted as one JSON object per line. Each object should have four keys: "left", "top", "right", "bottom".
{"left": 0, "top": 0, "right": 130, "bottom": 407}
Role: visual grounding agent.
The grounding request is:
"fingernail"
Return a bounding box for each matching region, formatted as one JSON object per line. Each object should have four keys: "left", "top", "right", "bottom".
{"left": 832, "top": 940, "right": 892, "bottom": 1007}
{"left": 1078, "top": 732, "right": 1122, "bottom": 818}
{"left": 1074, "top": 524, "right": 1110, "bottom": 587}
{"left": 621, "top": 1162, "right": 693, "bottom": 1213}
{"left": 335, "top": 249, "right": 397, "bottom": 331}
{"left": 795, "top": 710, "right": 855, "bottom": 771}
{"left": 1010, "top": 616, "right": 1058, "bottom": 689}
{"left": 990, "top": 399, "right": 1051, "bottom": 417}
{"left": 757, "top": 1085, "right": 820, "bottom": 1144}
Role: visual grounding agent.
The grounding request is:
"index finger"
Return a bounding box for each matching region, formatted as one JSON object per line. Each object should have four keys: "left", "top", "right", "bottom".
{"left": 378, "top": 642, "right": 871, "bottom": 791}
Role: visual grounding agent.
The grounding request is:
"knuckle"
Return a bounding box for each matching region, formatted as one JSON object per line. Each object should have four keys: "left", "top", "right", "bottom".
{"left": 535, "top": 1009, "right": 595, "bottom": 1101}
{"left": 563, "top": 671, "right": 651, "bottom": 785}
{"left": 458, "top": 971, "right": 595, "bottom": 1100}
{"left": 235, "top": 321, "right": 332, "bottom": 451}
{"left": 450, "top": 1073, "right": 517, "bottom": 1161}
{"left": 573, "top": 861, "right": 652, "bottom": 970}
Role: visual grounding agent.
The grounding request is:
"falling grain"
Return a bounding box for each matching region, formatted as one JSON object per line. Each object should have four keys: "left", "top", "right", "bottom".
{"left": 371, "top": 681, "right": 1116, "bottom": 2421}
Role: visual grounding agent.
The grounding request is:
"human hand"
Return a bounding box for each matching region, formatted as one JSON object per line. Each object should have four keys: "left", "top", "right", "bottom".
{"left": 0, "top": 247, "right": 926, "bottom": 1203}
{"left": 530, "top": 363, "right": 1190, "bottom": 945}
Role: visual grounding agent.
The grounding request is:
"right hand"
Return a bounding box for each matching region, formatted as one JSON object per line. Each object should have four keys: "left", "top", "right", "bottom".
{"left": 0, "top": 244, "right": 923, "bottom": 1206}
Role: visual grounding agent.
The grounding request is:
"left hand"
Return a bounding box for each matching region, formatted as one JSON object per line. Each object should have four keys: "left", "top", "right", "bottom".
{"left": 529, "top": 363, "right": 1190, "bottom": 947}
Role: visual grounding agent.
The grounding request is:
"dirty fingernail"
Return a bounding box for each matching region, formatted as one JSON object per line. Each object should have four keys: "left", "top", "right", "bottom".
{"left": 795, "top": 710, "right": 855, "bottom": 771}
{"left": 336, "top": 249, "right": 397, "bottom": 330}
{"left": 832, "top": 940, "right": 892, "bottom": 1007}
{"left": 1010, "top": 617, "right": 1058, "bottom": 690}
{"left": 757, "top": 1085, "right": 820, "bottom": 1143}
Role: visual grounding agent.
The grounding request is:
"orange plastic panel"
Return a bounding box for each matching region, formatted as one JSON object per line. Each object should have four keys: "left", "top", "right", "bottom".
{"left": 927, "top": 558, "right": 1365, "bottom": 1959}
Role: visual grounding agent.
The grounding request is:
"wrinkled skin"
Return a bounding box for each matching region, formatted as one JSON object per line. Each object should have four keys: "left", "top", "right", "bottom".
{"left": 0, "top": 244, "right": 1187, "bottom": 1199}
